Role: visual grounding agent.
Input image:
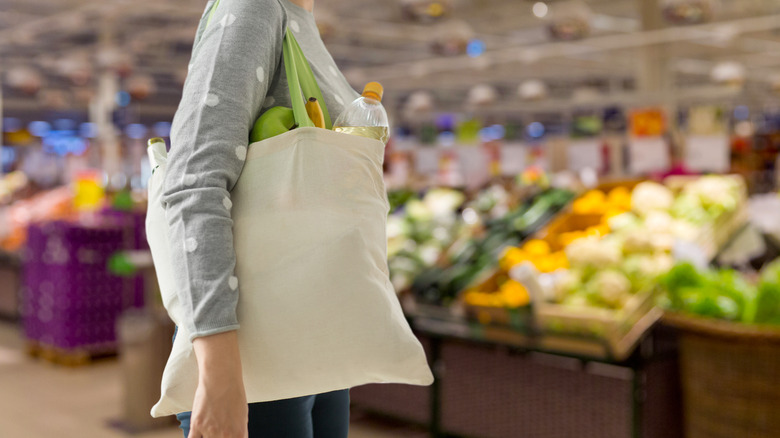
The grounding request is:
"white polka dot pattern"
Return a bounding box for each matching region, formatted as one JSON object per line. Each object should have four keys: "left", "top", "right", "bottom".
{"left": 205, "top": 93, "right": 220, "bottom": 107}
{"left": 220, "top": 13, "right": 236, "bottom": 27}
{"left": 185, "top": 237, "right": 198, "bottom": 252}
{"left": 160, "top": 0, "right": 409, "bottom": 344}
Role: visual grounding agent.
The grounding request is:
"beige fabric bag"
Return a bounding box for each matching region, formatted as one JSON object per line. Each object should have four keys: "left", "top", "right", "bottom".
{"left": 146, "top": 126, "right": 433, "bottom": 417}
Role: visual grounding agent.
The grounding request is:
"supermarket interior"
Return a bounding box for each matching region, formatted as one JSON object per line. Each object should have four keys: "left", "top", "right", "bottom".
{"left": 2, "top": 0, "right": 780, "bottom": 437}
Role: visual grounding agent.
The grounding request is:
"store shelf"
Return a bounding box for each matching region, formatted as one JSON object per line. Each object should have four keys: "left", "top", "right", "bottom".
{"left": 410, "top": 308, "right": 661, "bottom": 364}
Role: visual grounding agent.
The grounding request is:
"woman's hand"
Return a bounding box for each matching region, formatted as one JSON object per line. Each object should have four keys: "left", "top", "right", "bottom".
{"left": 188, "top": 331, "right": 248, "bottom": 438}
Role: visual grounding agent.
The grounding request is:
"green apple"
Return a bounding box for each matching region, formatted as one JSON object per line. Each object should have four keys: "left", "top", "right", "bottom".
{"left": 250, "top": 106, "right": 296, "bottom": 143}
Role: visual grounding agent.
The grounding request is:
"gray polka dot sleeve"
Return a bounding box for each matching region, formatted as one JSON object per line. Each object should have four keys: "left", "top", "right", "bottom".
{"left": 162, "top": 0, "right": 287, "bottom": 341}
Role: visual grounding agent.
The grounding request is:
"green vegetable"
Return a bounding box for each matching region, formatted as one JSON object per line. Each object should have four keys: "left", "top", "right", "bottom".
{"left": 713, "top": 269, "right": 754, "bottom": 321}
{"left": 387, "top": 189, "right": 417, "bottom": 213}
{"left": 753, "top": 260, "right": 780, "bottom": 324}
{"left": 112, "top": 189, "right": 134, "bottom": 211}
{"left": 250, "top": 106, "right": 296, "bottom": 142}
{"left": 511, "top": 189, "right": 574, "bottom": 233}
{"left": 659, "top": 262, "right": 771, "bottom": 324}
{"left": 584, "top": 270, "right": 632, "bottom": 309}
{"left": 408, "top": 189, "right": 571, "bottom": 305}
{"left": 659, "top": 262, "right": 705, "bottom": 310}
{"left": 107, "top": 252, "right": 137, "bottom": 277}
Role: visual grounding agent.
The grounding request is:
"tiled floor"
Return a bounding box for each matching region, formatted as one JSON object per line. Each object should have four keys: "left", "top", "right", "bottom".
{"left": 0, "top": 322, "right": 425, "bottom": 438}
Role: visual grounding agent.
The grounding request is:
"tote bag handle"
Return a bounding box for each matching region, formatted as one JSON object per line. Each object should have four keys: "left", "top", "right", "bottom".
{"left": 206, "top": 0, "right": 332, "bottom": 129}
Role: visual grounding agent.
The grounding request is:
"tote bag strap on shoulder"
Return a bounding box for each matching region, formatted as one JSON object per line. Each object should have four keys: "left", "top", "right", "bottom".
{"left": 206, "top": 0, "right": 332, "bottom": 129}
{"left": 283, "top": 32, "right": 333, "bottom": 129}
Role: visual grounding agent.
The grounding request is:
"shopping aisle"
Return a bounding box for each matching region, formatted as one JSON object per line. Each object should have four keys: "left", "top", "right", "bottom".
{"left": 0, "top": 322, "right": 424, "bottom": 438}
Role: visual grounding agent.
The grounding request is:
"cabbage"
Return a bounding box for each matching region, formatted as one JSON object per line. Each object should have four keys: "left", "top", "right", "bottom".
{"left": 422, "top": 188, "right": 466, "bottom": 217}
{"left": 631, "top": 182, "right": 674, "bottom": 216}
{"left": 565, "top": 236, "right": 621, "bottom": 269}
{"left": 584, "top": 270, "right": 632, "bottom": 309}
{"left": 670, "top": 193, "right": 710, "bottom": 224}
{"left": 682, "top": 176, "right": 740, "bottom": 215}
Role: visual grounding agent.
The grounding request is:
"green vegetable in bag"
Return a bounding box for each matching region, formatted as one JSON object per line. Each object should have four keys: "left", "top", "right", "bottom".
{"left": 250, "top": 107, "right": 296, "bottom": 143}
{"left": 248, "top": 29, "right": 332, "bottom": 142}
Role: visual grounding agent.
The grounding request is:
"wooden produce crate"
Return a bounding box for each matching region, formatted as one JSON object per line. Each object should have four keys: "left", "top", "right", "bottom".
{"left": 455, "top": 269, "right": 534, "bottom": 332}
{"left": 534, "top": 211, "right": 603, "bottom": 252}
{"left": 664, "top": 174, "right": 749, "bottom": 260}
{"left": 512, "top": 263, "right": 662, "bottom": 361}
{"left": 534, "top": 291, "right": 662, "bottom": 361}
{"left": 694, "top": 200, "right": 748, "bottom": 260}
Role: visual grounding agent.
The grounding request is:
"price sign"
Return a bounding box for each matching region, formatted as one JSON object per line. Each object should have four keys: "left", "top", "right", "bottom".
{"left": 414, "top": 146, "right": 440, "bottom": 175}
{"left": 567, "top": 139, "right": 602, "bottom": 172}
{"left": 628, "top": 137, "right": 670, "bottom": 175}
{"left": 629, "top": 108, "right": 665, "bottom": 137}
{"left": 685, "top": 135, "right": 729, "bottom": 172}
{"left": 500, "top": 142, "right": 527, "bottom": 175}
{"left": 457, "top": 146, "right": 490, "bottom": 189}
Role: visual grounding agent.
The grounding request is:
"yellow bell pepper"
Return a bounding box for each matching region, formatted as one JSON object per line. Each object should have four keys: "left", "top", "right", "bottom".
{"left": 523, "top": 239, "right": 551, "bottom": 256}
{"left": 499, "top": 280, "right": 531, "bottom": 308}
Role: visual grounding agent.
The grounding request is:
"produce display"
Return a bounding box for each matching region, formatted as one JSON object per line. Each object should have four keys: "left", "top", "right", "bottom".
{"left": 462, "top": 185, "right": 636, "bottom": 314}
{"left": 537, "top": 176, "right": 746, "bottom": 313}
{"left": 0, "top": 187, "right": 74, "bottom": 252}
{"left": 0, "top": 171, "right": 30, "bottom": 204}
{"left": 386, "top": 188, "right": 417, "bottom": 214}
{"left": 387, "top": 188, "right": 468, "bottom": 293}
{"left": 449, "top": 175, "right": 749, "bottom": 356}
{"left": 659, "top": 261, "right": 780, "bottom": 325}
{"left": 410, "top": 188, "right": 575, "bottom": 306}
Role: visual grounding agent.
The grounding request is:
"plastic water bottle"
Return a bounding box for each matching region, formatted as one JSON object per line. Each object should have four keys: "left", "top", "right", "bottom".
{"left": 333, "top": 82, "right": 389, "bottom": 145}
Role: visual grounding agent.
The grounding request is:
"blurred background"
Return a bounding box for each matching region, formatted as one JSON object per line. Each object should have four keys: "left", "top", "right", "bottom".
{"left": 1, "top": 0, "right": 780, "bottom": 437}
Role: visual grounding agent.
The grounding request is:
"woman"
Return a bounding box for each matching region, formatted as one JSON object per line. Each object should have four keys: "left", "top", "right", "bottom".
{"left": 163, "top": 0, "right": 359, "bottom": 436}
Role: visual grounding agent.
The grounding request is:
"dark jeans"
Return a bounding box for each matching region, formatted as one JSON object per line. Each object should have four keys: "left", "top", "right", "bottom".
{"left": 176, "top": 390, "right": 350, "bottom": 438}
{"left": 172, "top": 327, "right": 350, "bottom": 438}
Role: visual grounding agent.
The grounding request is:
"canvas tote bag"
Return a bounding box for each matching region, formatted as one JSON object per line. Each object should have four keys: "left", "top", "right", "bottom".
{"left": 146, "top": 20, "right": 433, "bottom": 417}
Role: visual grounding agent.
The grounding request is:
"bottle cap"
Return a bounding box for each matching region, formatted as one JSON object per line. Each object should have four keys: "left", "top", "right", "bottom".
{"left": 362, "top": 82, "right": 383, "bottom": 102}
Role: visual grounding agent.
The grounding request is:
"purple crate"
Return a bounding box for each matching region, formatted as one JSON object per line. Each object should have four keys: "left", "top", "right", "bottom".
{"left": 22, "top": 220, "right": 138, "bottom": 352}
{"left": 98, "top": 209, "right": 148, "bottom": 308}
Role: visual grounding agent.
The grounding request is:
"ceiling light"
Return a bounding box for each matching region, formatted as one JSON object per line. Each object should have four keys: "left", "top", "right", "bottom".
{"left": 518, "top": 80, "right": 548, "bottom": 101}
{"left": 527, "top": 122, "right": 545, "bottom": 139}
{"left": 466, "top": 39, "right": 486, "bottom": 57}
{"left": 468, "top": 84, "right": 498, "bottom": 106}
{"left": 710, "top": 61, "right": 745, "bottom": 86}
{"left": 532, "top": 2, "right": 548, "bottom": 18}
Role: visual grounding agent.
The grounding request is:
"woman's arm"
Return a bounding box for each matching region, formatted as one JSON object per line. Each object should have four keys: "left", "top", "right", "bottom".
{"left": 189, "top": 331, "right": 247, "bottom": 438}
{"left": 163, "top": 0, "right": 286, "bottom": 342}
{"left": 164, "top": 1, "right": 287, "bottom": 436}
